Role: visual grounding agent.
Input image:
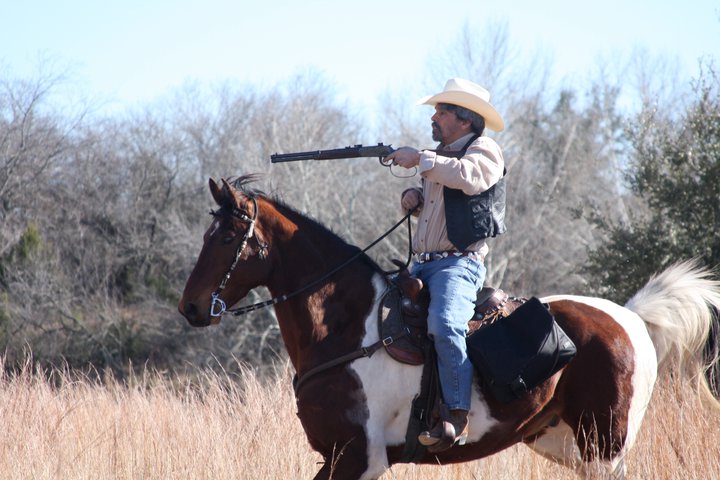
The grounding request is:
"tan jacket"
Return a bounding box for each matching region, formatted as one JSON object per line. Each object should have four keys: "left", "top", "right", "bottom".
{"left": 404, "top": 133, "right": 504, "bottom": 254}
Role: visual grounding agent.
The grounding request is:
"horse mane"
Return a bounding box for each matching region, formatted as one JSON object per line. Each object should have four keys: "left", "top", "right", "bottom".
{"left": 227, "top": 174, "right": 265, "bottom": 196}
{"left": 227, "top": 174, "right": 383, "bottom": 273}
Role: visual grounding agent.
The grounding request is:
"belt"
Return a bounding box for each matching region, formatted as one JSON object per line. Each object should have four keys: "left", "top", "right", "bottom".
{"left": 414, "top": 250, "right": 483, "bottom": 263}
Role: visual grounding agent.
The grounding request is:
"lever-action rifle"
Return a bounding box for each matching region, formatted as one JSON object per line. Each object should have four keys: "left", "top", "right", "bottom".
{"left": 271, "top": 143, "right": 469, "bottom": 168}
{"left": 270, "top": 143, "right": 395, "bottom": 167}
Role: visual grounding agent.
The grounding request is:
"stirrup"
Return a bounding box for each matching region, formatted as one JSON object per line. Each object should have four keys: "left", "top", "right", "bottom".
{"left": 417, "top": 420, "right": 468, "bottom": 452}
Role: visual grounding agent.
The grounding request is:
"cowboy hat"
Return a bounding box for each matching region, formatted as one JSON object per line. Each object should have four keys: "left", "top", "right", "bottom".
{"left": 418, "top": 78, "right": 504, "bottom": 132}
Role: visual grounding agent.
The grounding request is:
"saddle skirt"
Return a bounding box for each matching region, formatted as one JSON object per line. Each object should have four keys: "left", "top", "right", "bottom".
{"left": 379, "top": 270, "right": 525, "bottom": 366}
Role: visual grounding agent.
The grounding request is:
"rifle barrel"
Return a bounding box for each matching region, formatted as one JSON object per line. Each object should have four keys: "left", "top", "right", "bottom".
{"left": 270, "top": 144, "right": 394, "bottom": 163}
{"left": 270, "top": 151, "right": 323, "bottom": 163}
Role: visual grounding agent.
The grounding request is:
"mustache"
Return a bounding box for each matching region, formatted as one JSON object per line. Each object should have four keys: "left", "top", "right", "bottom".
{"left": 431, "top": 122, "right": 442, "bottom": 141}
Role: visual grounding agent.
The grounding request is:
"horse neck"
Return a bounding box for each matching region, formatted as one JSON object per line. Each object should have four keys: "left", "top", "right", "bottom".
{"left": 261, "top": 201, "right": 380, "bottom": 374}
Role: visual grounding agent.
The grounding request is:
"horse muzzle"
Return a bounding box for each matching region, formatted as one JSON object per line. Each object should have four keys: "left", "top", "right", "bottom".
{"left": 178, "top": 300, "right": 219, "bottom": 327}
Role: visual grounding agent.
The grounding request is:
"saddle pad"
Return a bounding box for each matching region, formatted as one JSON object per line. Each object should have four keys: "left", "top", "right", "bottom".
{"left": 466, "top": 297, "right": 576, "bottom": 403}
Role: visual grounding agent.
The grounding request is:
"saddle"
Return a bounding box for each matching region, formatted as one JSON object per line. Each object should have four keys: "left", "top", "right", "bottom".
{"left": 380, "top": 268, "right": 524, "bottom": 366}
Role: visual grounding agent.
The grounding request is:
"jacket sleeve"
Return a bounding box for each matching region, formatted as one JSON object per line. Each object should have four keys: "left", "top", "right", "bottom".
{"left": 418, "top": 137, "right": 504, "bottom": 195}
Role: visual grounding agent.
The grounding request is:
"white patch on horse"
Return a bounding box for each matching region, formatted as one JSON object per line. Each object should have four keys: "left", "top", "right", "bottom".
{"left": 524, "top": 419, "right": 584, "bottom": 470}
{"left": 350, "top": 274, "right": 500, "bottom": 478}
{"left": 208, "top": 219, "right": 221, "bottom": 237}
{"left": 350, "top": 274, "right": 421, "bottom": 478}
{"left": 465, "top": 378, "right": 498, "bottom": 444}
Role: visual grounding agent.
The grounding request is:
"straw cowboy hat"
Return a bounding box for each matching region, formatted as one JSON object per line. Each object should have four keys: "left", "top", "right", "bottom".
{"left": 418, "top": 78, "right": 504, "bottom": 132}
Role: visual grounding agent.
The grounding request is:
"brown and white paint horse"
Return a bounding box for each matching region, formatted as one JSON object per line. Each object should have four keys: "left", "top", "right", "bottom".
{"left": 178, "top": 177, "right": 720, "bottom": 480}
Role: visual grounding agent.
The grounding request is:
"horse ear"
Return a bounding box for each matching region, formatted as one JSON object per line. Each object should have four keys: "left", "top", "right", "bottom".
{"left": 221, "top": 178, "right": 233, "bottom": 195}
{"left": 209, "top": 178, "right": 224, "bottom": 206}
{"left": 210, "top": 178, "right": 239, "bottom": 209}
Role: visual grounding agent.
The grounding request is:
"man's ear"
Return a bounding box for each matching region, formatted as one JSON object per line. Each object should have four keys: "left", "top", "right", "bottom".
{"left": 459, "top": 117, "right": 473, "bottom": 130}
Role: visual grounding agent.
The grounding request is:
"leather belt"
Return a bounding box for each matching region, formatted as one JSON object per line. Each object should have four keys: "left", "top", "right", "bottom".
{"left": 414, "top": 250, "right": 483, "bottom": 263}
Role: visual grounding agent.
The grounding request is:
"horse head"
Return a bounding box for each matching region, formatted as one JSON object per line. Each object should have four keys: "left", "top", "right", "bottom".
{"left": 178, "top": 176, "right": 272, "bottom": 327}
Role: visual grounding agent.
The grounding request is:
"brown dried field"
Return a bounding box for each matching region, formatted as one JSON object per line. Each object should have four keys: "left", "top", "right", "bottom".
{"left": 0, "top": 361, "right": 718, "bottom": 480}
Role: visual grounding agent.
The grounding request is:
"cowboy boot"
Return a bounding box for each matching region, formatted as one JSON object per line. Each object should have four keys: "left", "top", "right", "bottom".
{"left": 417, "top": 407, "right": 469, "bottom": 452}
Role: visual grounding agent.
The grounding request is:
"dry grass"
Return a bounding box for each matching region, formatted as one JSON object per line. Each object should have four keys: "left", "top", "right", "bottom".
{"left": 0, "top": 361, "right": 718, "bottom": 480}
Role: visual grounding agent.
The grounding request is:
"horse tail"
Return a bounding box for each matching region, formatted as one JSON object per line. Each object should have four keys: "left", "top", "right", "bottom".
{"left": 624, "top": 258, "right": 720, "bottom": 409}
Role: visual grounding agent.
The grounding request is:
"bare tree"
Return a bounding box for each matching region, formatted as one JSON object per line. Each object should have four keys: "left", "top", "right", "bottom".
{"left": 0, "top": 42, "right": 705, "bottom": 376}
{"left": 0, "top": 68, "right": 87, "bottom": 257}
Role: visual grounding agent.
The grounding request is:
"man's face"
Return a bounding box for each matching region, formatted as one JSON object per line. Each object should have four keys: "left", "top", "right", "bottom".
{"left": 431, "top": 105, "right": 469, "bottom": 144}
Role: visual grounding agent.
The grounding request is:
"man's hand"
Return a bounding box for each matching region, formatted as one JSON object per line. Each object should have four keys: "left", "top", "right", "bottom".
{"left": 385, "top": 147, "right": 421, "bottom": 169}
{"left": 401, "top": 188, "right": 423, "bottom": 214}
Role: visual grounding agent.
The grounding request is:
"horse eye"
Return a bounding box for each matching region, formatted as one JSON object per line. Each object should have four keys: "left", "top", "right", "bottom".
{"left": 222, "top": 234, "right": 235, "bottom": 244}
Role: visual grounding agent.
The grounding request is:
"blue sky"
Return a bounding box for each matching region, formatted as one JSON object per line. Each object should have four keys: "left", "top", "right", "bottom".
{"left": 2, "top": 0, "right": 719, "bottom": 115}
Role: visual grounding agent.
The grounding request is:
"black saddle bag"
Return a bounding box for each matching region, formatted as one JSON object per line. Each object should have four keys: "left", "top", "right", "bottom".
{"left": 466, "top": 297, "right": 576, "bottom": 403}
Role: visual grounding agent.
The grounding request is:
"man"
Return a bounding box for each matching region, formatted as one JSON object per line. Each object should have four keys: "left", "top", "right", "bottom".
{"left": 385, "top": 78, "right": 506, "bottom": 452}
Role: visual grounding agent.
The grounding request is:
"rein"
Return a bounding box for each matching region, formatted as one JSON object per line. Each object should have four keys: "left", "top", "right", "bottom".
{"left": 210, "top": 196, "right": 416, "bottom": 317}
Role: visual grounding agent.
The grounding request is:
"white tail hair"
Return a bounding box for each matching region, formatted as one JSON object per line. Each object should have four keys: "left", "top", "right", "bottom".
{"left": 625, "top": 259, "right": 720, "bottom": 408}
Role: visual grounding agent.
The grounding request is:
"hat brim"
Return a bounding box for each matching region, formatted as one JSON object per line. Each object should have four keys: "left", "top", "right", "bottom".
{"left": 418, "top": 91, "right": 505, "bottom": 132}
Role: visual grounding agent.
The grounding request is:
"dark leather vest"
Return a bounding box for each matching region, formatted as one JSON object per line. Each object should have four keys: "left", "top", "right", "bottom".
{"left": 439, "top": 135, "right": 507, "bottom": 251}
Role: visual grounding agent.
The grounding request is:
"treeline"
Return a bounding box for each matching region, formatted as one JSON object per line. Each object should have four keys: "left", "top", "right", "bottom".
{"left": 1, "top": 27, "right": 718, "bottom": 378}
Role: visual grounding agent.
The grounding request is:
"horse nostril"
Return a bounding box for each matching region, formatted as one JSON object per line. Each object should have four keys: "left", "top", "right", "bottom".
{"left": 183, "top": 302, "right": 198, "bottom": 317}
{"left": 180, "top": 302, "right": 211, "bottom": 327}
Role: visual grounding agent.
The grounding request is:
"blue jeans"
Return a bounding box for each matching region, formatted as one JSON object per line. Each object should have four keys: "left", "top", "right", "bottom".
{"left": 411, "top": 255, "right": 486, "bottom": 411}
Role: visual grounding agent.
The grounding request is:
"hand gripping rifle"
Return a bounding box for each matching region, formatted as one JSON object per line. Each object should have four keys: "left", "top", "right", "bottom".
{"left": 270, "top": 143, "right": 396, "bottom": 167}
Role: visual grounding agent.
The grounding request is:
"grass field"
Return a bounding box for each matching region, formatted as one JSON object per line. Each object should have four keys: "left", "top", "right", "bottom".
{"left": 1, "top": 361, "right": 718, "bottom": 480}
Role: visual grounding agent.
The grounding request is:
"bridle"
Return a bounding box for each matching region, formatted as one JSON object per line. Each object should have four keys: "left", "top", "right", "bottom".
{"left": 208, "top": 194, "right": 415, "bottom": 318}
{"left": 209, "top": 195, "right": 267, "bottom": 317}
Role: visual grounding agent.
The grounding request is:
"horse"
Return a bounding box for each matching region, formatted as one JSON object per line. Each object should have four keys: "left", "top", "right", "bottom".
{"left": 178, "top": 176, "right": 720, "bottom": 480}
